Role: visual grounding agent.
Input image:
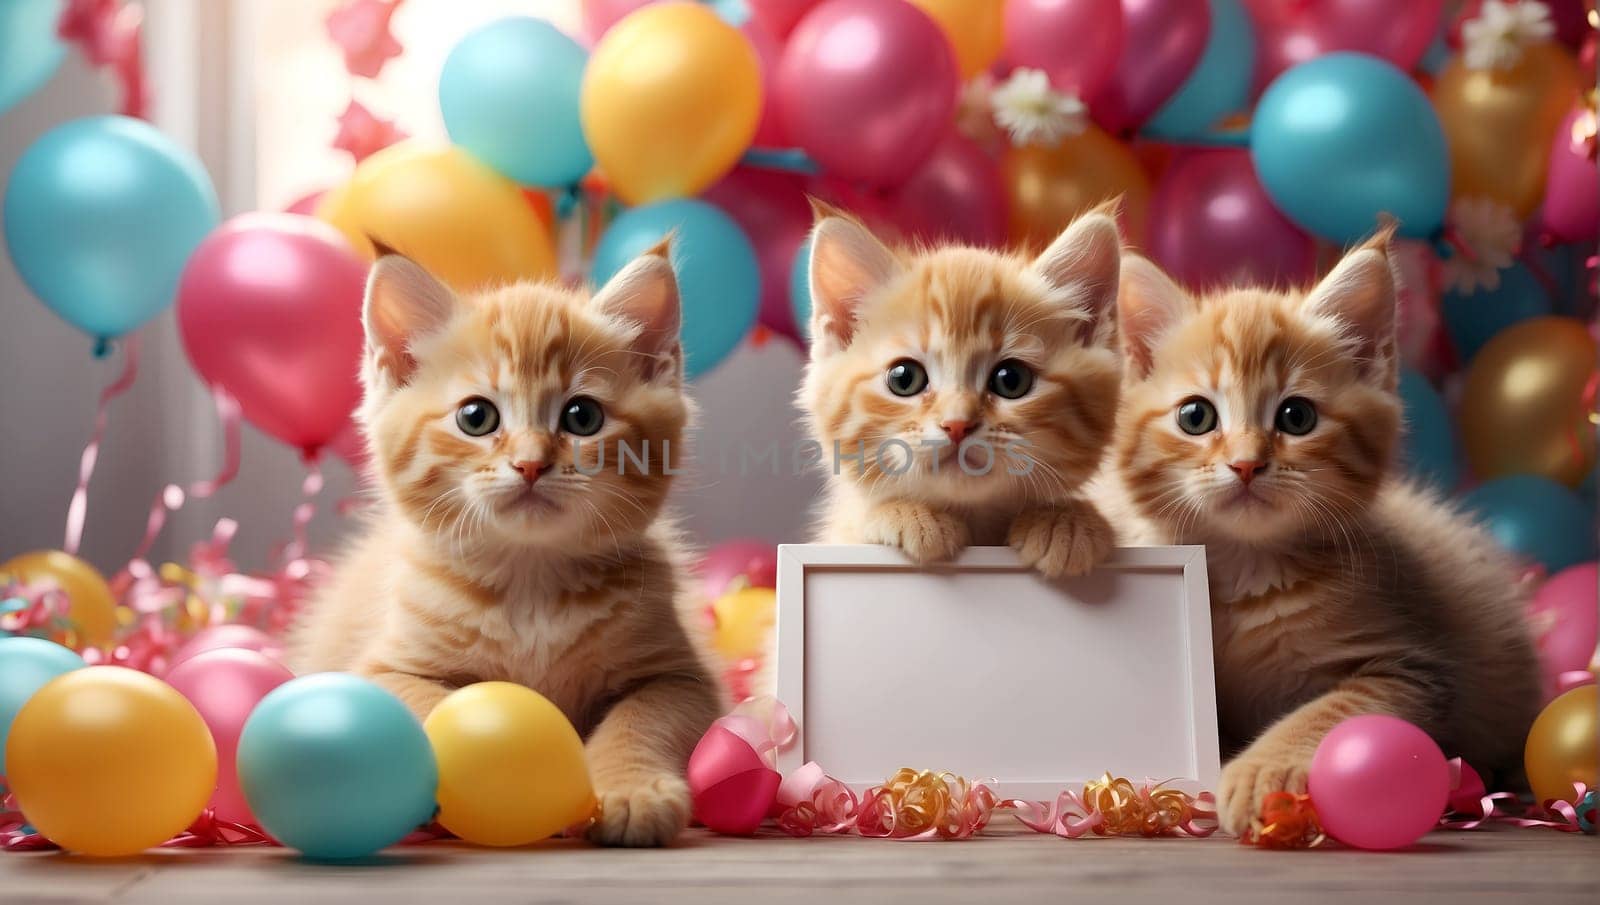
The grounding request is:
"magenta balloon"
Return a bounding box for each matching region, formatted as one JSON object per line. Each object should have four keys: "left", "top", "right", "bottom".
{"left": 1308, "top": 715, "right": 1450, "bottom": 850}
{"left": 165, "top": 624, "right": 286, "bottom": 675}
{"left": 698, "top": 540, "right": 779, "bottom": 597}
{"left": 776, "top": 0, "right": 959, "bottom": 187}
{"left": 1247, "top": 0, "right": 1444, "bottom": 93}
{"left": 751, "top": 0, "right": 820, "bottom": 38}
{"left": 1092, "top": 0, "right": 1209, "bottom": 134}
{"left": 177, "top": 213, "right": 369, "bottom": 457}
{"left": 704, "top": 167, "right": 813, "bottom": 343}
{"left": 166, "top": 648, "right": 294, "bottom": 825}
{"left": 1004, "top": 0, "right": 1124, "bottom": 99}
{"left": 1540, "top": 106, "right": 1598, "bottom": 244}
{"left": 744, "top": 19, "right": 789, "bottom": 148}
{"left": 1147, "top": 149, "right": 1316, "bottom": 290}
{"left": 888, "top": 132, "right": 1006, "bottom": 248}
{"left": 1529, "top": 562, "right": 1599, "bottom": 699}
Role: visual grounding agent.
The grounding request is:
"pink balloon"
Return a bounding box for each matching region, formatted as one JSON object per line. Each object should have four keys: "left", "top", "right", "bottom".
{"left": 887, "top": 132, "right": 1006, "bottom": 248}
{"left": 751, "top": 0, "right": 821, "bottom": 39}
{"left": 1447, "top": 759, "right": 1486, "bottom": 814}
{"left": 166, "top": 648, "right": 295, "bottom": 825}
{"left": 697, "top": 540, "right": 779, "bottom": 598}
{"left": 1147, "top": 149, "right": 1316, "bottom": 290}
{"left": 1092, "top": 0, "right": 1210, "bottom": 134}
{"left": 165, "top": 624, "right": 286, "bottom": 675}
{"left": 1247, "top": 0, "right": 1444, "bottom": 94}
{"left": 177, "top": 213, "right": 369, "bottom": 457}
{"left": 1539, "top": 106, "right": 1598, "bottom": 244}
{"left": 743, "top": 19, "right": 789, "bottom": 148}
{"left": 1308, "top": 715, "right": 1450, "bottom": 850}
{"left": 776, "top": 0, "right": 959, "bottom": 187}
{"left": 704, "top": 168, "right": 813, "bottom": 344}
{"left": 284, "top": 189, "right": 326, "bottom": 216}
{"left": 1529, "top": 562, "right": 1599, "bottom": 701}
{"left": 580, "top": 0, "right": 652, "bottom": 42}
{"left": 1004, "top": 0, "right": 1124, "bottom": 100}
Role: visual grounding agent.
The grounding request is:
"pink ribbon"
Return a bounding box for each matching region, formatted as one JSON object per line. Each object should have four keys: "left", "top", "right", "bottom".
{"left": 63, "top": 334, "right": 142, "bottom": 555}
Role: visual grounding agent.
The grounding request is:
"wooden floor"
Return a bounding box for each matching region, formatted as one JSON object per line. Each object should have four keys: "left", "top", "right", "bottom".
{"left": 2, "top": 823, "right": 1593, "bottom": 905}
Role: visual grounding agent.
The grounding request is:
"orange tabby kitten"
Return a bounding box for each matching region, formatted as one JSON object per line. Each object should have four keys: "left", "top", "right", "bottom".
{"left": 1097, "top": 228, "right": 1540, "bottom": 835}
{"left": 290, "top": 243, "right": 724, "bottom": 847}
{"left": 799, "top": 206, "right": 1123, "bottom": 575}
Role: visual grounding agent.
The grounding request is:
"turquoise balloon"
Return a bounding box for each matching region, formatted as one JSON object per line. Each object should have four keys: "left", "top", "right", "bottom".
{"left": 1144, "top": 0, "right": 1255, "bottom": 139}
{"left": 4, "top": 116, "right": 220, "bottom": 347}
{"left": 0, "top": 0, "right": 66, "bottom": 115}
{"left": 1251, "top": 53, "right": 1449, "bottom": 243}
{"left": 591, "top": 200, "right": 759, "bottom": 379}
{"left": 1461, "top": 475, "right": 1597, "bottom": 573}
{"left": 1397, "top": 369, "right": 1458, "bottom": 490}
{"left": 790, "top": 238, "right": 811, "bottom": 341}
{"left": 236, "top": 674, "right": 437, "bottom": 861}
{"left": 0, "top": 637, "right": 85, "bottom": 756}
{"left": 1441, "top": 265, "right": 1551, "bottom": 361}
{"left": 439, "top": 17, "right": 591, "bottom": 188}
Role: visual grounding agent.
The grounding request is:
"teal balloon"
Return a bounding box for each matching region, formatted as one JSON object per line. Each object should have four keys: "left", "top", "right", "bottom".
{"left": 1144, "top": 0, "right": 1254, "bottom": 139}
{"left": 439, "top": 17, "right": 592, "bottom": 188}
{"left": 591, "top": 200, "right": 759, "bottom": 379}
{"left": 1441, "top": 265, "right": 1551, "bottom": 362}
{"left": 1461, "top": 475, "right": 1597, "bottom": 573}
{"left": 0, "top": 0, "right": 66, "bottom": 116}
{"left": 4, "top": 116, "right": 221, "bottom": 346}
{"left": 0, "top": 637, "right": 85, "bottom": 755}
{"left": 237, "top": 674, "right": 437, "bottom": 861}
{"left": 790, "top": 238, "right": 811, "bottom": 341}
{"left": 1251, "top": 53, "right": 1449, "bottom": 243}
{"left": 1397, "top": 369, "right": 1458, "bottom": 490}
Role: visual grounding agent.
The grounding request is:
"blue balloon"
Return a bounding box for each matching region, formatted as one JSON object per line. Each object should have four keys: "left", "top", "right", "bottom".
{"left": 1251, "top": 53, "right": 1449, "bottom": 243}
{"left": 1441, "top": 264, "right": 1551, "bottom": 361}
{"left": 0, "top": 0, "right": 66, "bottom": 116}
{"left": 1144, "top": 0, "right": 1255, "bottom": 140}
{"left": 237, "top": 674, "right": 437, "bottom": 861}
{"left": 440, "top": 17, "right": 591, "bottom": 188}
{"left": 1397, "top": 369, "right": 1458, "bottom": 490}
{"left": 0, "top": 636, "right": 84, "bottom": 754}
{"left": 591, "top": 200, "right": 759, "bottom": 379}
{"left": 790, "top": 237, "right": 811, "bottom": 341}
{"left": 4, "top": 116, "right": 220, "bottom": 347}
{"left": 1461, "top": 475, "right": 1597, "bottom": 573}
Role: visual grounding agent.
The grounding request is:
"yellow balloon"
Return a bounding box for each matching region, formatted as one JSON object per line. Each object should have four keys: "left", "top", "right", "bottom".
{"left": 1433, "top": 43, "right": 1582, "bottom": 218}
{"left": 317, "top": 143, "right": 556, "bottom": 292}
{"left": 1459, "top": 316, "right": 1597, "bottom": 487}
{"left": 712, "top": 586, "right": 777, "bottom": 662}
{"left": 1525, "top": 684, "right": 1598, "bottom": 806}
{"left": 1001, "top": 126, "right": 1151, "bottom": 253}
{"left": 581, "top": 2, "right": 762, "bottom": 205}
{"left": 424, "top": 682, "right": 595, "bottom": 847}
{"left": 6, "top": 667, "right": 216, "bottom": 856}
{"left": 1, "top": 551, "right": 117, "bottom": 648}
{"left": 909, "top": 0, "right": 1004, "bottom": 79}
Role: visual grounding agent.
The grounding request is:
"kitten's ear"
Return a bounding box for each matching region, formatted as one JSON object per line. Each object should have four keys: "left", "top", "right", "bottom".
{"left": 592, "top": 237, "right": 682, "bottom": 381}
{"left": 807, "top": 202, "right": 900, "bottom": 358}
{"left": 1304, "top": 220, "right": 1399, "bottom": 385}
{"left": 363, "top": 247, "right": 457, "bottom": 389}
{"left": 1032, "top": 205, "right": 1121, "bottom": 348}
{"left": 1117, "top": 254, "right": 1188, "bottom": 379}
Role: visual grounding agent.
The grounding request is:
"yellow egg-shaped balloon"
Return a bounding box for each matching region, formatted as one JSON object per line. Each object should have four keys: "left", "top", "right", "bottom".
{"left": 1, "top": 551, "right": 118, "bottom": 649}
{"left": 423, "top": 682, "right": 595, "bottom": 846}
{"left": 712, "top": 586, "right": 777, "bottom": 662}
{"left": 1433, "top": 42, "right": 1582, "bottom": 218}
{"left": 910, "top": 0, "right": 1003, "bottom": 79}
{"left": 1525, "top": 684, "right": 1598, "bottom": 806}
{"left": 316, "top": 143, "right": 556, "bottom": 292}
{"left": 581, "top": 2, "right": 762, "bottom": 205}
{"left": 6, "top": 667, "right": 217, "bottom": 856}
{"left": 1001, "top": 125, "right": 1151, "bottom": 252}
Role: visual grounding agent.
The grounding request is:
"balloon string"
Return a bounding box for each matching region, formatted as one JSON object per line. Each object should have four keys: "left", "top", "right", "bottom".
{"left": 121, "top": 387, "right": 244, "bottom": 571}
{"left": 282, "top": 459, "right": 325, "bottom": 565}
{"left": 64, "top": 334, "right": 143, "bottom": 556}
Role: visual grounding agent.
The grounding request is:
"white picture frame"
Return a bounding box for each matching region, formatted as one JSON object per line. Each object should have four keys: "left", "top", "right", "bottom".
{"left": 774, "top": 544, "right": 1221, "bottom": 800}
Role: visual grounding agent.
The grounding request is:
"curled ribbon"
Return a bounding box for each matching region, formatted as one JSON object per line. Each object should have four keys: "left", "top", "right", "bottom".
{"left": 63, "top": 335, "right": 142, "bottom": 556}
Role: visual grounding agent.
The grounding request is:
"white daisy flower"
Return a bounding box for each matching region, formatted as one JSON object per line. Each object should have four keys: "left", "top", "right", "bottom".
{"left": 1461, "top": 0, "right": 1556, "bottom": 70}
{"left": 1442, "top": 197, "right": 1523, "bottom": 294}
{"left": 990, "top": 68, "right": 1087, "bottom": 148}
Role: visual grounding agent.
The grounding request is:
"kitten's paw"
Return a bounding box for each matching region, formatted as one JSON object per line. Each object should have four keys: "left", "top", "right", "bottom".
{"left": 866, "top": 501, "right": 968, "bottom": 564}
{"left": 588, "top": 774, "right": 691, "bottom": 848}
{"left": 1217, "top": 752, "right": 1311, "bottom": 838}
{"left": 1008, "top": 501, "right": 1114, "bottom": 578}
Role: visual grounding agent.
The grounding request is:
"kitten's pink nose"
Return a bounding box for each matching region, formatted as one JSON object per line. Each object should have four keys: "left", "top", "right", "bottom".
{"left": 1228, "top": 460, "right": 1268, "bottom": 484}
{"left": 940, "top": 419, "right": 978, "bottom": 443}
{"left": 511, "top": 460, "right": 551, "bottom": 484}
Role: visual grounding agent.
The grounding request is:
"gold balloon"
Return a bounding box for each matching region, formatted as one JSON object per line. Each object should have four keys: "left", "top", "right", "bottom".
{"left": 316, "top": 143, "right": 556, "bottom": 292}
{"left": 0, "top": 550, "right": 117, "bottom": 648}
{"left": 1433, "top": 42, "right": 1582, "bottom": 218}
{"left": 1459, "top": 316, "right": 1597, "bottom": 487}
{"left": 1001, "top": 126, "right": 1151, "bottom": 252}
{"left": 580, "top": 3, "right": 762, "bottom": 205}
{"left": 1524, "top": 684, "right": 1597, "bottom": 806}
{"left": 909, "top": 0, "right": 1004, "bottom": 79}
{"left": 712, "top": 586, "right": 776, "bottom": 662}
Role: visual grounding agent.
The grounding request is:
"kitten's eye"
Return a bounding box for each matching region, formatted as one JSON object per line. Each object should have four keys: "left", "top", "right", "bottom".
{"left": 455, "top": 397, "right": 500, "bottom": 437}
{"left": 886, "top": 359, "right": 928, "bottom": 397}
{"left": 560, "top": 396, "right": 605, "bottom": 436}
{"left": 988, "top": 360, "right": 1034, "bottom": 399}
{"left": 1275, "top": 397, "right": 1317, "bottom": 436}
{"left": 1176, "top": 398, "right": 1218, "bottom": 435}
